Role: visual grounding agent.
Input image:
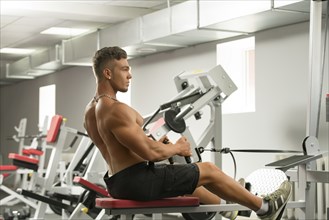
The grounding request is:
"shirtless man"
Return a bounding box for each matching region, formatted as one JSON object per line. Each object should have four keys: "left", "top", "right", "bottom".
{"left": 84, "top": 46, "right": 292, "bottom": 220}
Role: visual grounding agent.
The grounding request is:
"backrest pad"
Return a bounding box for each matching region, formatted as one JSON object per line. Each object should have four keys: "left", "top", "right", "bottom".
{"left": 46, "top": 115, "right": 63, "bottom": 143}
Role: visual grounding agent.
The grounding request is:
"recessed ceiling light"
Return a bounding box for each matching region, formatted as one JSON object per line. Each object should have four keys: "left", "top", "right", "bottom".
{"left": 136, "top": 47, "right": 157, "bottom": 54}
{"left": 144, "top": 42, "right": 185, "bottom": 48}
{"left": 41, "top": 27, "right": 89, "bottom": 36}
{"left": 0, "top": 48, "right": 35, "bottom": 54}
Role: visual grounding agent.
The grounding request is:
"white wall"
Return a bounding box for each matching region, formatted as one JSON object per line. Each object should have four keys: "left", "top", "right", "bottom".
{"left": 129, "top": 42, "right": 217, "bottom": 115}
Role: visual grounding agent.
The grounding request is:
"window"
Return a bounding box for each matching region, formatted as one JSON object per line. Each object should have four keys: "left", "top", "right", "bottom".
{"left": 217, "top": 36, "right": 255, "bottom": 114}
{"left": 39, "top": 84, "right": 56, "bottom": 130}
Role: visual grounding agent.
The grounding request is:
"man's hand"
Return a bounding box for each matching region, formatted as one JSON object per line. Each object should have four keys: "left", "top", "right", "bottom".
{"left": 159, "top": 136, "right": 170, "bottom": 144}
{"left": 175, "top": 136, "right": 192, "bottom": 157}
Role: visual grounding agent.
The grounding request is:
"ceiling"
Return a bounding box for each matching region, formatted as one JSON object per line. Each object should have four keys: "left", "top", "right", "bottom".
{"left": 0, "top": 0, "right": 327, "bottom": 87}
{"left": 0, "top": 0, "right": 187, "bottom": 85}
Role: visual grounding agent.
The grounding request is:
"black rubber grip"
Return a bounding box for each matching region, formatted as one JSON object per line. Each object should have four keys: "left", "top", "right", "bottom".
{"left": 185, "top": 156, "right": 191, "bottom": 164}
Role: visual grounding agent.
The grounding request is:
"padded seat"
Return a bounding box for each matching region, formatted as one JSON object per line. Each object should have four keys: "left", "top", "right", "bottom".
{"left": 8, "top": 153, "right": 39, "bottom": 171}
{"left": 0, "top": 165, "right": 18, "bottom": 171}
{"left": 96, "top": 197, "right": 200, "bottom": 209}
{"left": 73, "top": 176, "right": 109, "bottom": 197}
{"left": 0, "top": 165, "right": 19, "bottom": 182}
{"left": 22, "top": 149, "right": 43, "bottom": 156}
{"left": 73, "top": 177, "right": 200, "bottom": 211}
{"left": 1, "top": 173, "right": 11, "bottom": 178}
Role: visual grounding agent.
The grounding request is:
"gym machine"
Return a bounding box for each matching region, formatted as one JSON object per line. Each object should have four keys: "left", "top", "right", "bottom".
{"left": 143, "top": 64, "right": 237, "bottom": 165}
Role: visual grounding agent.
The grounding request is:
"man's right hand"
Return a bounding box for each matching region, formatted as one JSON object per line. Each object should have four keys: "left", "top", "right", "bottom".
{"left": 175, "top": 136, "right": 192, "bottom": 157}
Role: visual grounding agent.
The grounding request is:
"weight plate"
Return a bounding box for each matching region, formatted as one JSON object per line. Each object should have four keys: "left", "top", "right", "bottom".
{"left": 164, "top": 110, "right": 186, "bottom": 133}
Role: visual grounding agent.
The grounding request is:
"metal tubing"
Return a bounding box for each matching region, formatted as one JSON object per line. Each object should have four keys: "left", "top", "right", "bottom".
{"left": 305, "top": 1, "right": 324, "bottom": 219}
{"left": 307, "top": 0, "right": 323, "bottom": 138}
{"left": 174, "top": 105, "right": 193, "bottom": 121}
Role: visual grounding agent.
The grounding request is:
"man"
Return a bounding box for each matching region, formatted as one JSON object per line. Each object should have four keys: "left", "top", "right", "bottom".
{"left": 84, "top": 46, "right": 292, "bottom": 220}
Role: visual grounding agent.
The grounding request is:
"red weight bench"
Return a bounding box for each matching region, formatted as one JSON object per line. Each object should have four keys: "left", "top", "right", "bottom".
{"left": 70, "top": 177, "right": 200, "bottom": 220}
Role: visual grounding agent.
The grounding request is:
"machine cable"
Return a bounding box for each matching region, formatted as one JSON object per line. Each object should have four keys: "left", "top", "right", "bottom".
{"left": 196, "top": 146, "right": 302, "bottom": 180}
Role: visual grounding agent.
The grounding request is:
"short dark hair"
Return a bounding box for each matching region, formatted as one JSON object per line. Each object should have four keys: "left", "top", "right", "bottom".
{"left": 92, "top": 46, "right": 127, "bottom": 79}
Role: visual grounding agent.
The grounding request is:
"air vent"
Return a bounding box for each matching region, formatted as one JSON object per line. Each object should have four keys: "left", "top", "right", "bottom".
{"left": 62, "top": 31, "right": 99, "bottom": 66}
{"left": 6, "top": 45, "right": 68, "bottom": 79}
{"left": 6, "top": 57, "right": 35, "bottom": 79}
{"left": 30, "top": 45, "right": 65, "bottom": 71}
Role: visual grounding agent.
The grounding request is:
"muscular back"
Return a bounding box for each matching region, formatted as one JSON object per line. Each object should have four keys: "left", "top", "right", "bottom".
{"left": 84, "top": 97, "right": 145, "bottom": 175}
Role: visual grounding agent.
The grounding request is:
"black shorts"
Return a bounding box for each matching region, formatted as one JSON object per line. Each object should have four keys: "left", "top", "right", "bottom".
{"left": 103, "top": 162, "right": 199, "bottom": 201}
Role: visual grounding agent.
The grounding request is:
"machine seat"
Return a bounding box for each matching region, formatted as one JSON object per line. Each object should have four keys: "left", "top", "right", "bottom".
{"left": 22, "top": 148, "right": 43, "bottom": 156}
{"left": 73, "top": 176, "right": 109, "bottom": 197}
{"left": 0, "top": 165, "right": 18, "bottom": 171}
{"left": 8, "top": 153, "right": 39, "bottom": 171}
{"left": 73, "top": 177, "right": 200, "bottom": 210}
{"left": 96, "top": 197, "right": 199, "bottom": 209}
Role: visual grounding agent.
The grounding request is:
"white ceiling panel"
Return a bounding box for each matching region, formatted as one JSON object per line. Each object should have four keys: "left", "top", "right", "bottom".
{"left": 0, "top": 15, "right": 20, "bottom": 27}
{"left": 12, "top": 17, "right": 62, "bottom": 27}
{"left": 2, "top": 23, "right": 46, "bottom": 33}
{"left": 0, "top": 31, "right": 36, "bottom": 47}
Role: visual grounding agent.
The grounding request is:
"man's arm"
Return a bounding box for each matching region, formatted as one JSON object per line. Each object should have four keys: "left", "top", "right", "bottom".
{"left": 105, "top": 104, "right": 191, "bottom": 162}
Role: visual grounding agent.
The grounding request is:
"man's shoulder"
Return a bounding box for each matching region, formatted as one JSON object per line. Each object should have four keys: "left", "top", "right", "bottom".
{"left": 97, "top": 101, "right": 135, "bottom": 119}
{"left": 111, "top": 101, "right": 133, "bottom": 112}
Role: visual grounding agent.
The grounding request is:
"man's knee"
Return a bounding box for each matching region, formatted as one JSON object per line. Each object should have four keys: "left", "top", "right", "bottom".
{"left": 196, "top": 162, "right": 224, "bottom": 186}
{"left": 198, "top": 162, "right": 223, "bottom": 178}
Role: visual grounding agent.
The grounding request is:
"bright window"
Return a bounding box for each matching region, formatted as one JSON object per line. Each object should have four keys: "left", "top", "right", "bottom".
{"left": 39, "top": 84, "right": 56, "bottom": 130}
{"left": 217, "top": 37, "right": 255, "bottom": 114}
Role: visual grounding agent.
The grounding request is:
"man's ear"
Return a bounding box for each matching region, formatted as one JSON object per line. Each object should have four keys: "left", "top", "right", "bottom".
{"left": 102, "top": 68, "right": 112, "bottom": 79}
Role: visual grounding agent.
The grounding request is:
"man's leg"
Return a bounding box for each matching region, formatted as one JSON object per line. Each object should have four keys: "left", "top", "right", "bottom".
{"left": 196, "top": 162, "right": 262, "bottom": 211}
{"left": 190, "top": 186, "right": 221, "bottom": 204}
{"left": 191, "top": 183, "right": 244, "bottom": 220}
{"left": 195, "top": 162, "right": 292, "bottom": 220}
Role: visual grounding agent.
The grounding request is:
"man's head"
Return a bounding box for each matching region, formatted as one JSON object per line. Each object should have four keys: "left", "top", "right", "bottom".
{"left": 92, "top": 46, "right": 128, "bottom": 81}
